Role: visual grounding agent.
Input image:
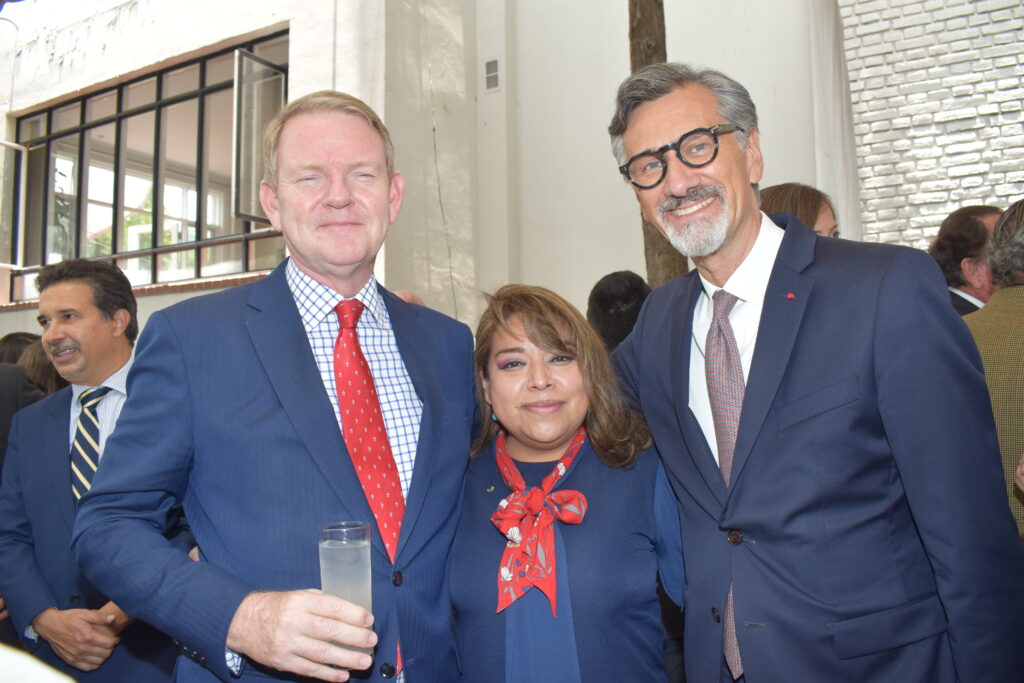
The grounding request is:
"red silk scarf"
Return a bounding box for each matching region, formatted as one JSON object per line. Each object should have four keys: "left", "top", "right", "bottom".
{"left": 491, "top": 426, "right": 588, "bottom": 617}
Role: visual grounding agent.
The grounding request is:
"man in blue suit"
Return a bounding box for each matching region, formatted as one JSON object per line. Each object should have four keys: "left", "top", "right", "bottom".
{"left": 73, "top": 91, "right": 475, "bottom": 682}
{"left": 0, "top": 259, "right": 186, "bottom": 680}
{"left": 608, "top": 63, "right": 1024, "bottom": 682}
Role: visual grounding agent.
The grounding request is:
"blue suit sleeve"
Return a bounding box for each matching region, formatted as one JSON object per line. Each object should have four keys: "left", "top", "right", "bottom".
{"left": 873, "top": 248, "right": 1024, "bottom": 681}
{"left": 653, "top": 461, "right": 684, "bottom": 608}
{"left": 72, "top": 311, "right": 250, "bottom": 681}
{"left": 0, "top": 413, "right": 59, "bottom": 639}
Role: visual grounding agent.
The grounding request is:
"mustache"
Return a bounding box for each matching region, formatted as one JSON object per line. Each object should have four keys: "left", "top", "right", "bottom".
{"left": 47, "top": 342, "right": 79, "bottom": 356}
{"left": 658, "top": 185, "right": 723, "bottom": 213}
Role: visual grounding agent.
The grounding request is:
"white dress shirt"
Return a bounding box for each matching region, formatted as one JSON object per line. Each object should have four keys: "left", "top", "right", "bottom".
{"left": 689, "top": 213, "right": 784, "bottom": 464}
{"left": 950, "top": 287, "right": 985, "bottom": 310}
{"left": 67, "top": 358, "right": 132, "bottom": 459}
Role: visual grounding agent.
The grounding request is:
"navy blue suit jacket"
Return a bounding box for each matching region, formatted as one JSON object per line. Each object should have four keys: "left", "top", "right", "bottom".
{"left": 72, "top": 262, "right": 475, "bottom": 682}
{"left": 614, "top": 215, "right": 1024, "bottom": 682}
{"left": 0, "top": 387, "right": 183, "bottom": 681}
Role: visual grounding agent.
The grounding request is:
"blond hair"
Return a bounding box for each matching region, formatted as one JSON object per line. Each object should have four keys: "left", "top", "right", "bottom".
{"left": 262, "top": 90, "right": 395, "bottom": 188}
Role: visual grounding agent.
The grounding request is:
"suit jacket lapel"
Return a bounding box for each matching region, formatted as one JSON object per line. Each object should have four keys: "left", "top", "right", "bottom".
{"left": 243, "top": 265, "right": 383, "bottom": 557}
{"left": 729, "top": 218, "right": 815, "bottom": 489}
{"left": 668, "top": 275, "right": 730, "bottom": 509}
{"left": 46, "top": 389, "right": 75, "bottom": 530}
{"left": 385, "top": 289, "right": 445, "bottom": 559}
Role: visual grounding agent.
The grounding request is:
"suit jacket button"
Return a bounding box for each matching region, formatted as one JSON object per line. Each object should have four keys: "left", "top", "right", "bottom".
{"left": 727, "top": 530, "right": 743, "bottom": 545}
{"left": 392, "top": 571, "right": 403, "bottom": 586}
{"left": 69, "top": 595, "right": 81, "bottom": 606}
{"left": 380, "top": 662, "right": 396, "bottom": 678}
{"left": 711, "top": 607, "right": 721, "bottom": 622}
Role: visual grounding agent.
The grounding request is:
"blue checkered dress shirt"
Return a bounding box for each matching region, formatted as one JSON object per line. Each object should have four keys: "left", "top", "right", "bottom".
{"left": 286, "top": 260, "right": 422, "bottom": 497}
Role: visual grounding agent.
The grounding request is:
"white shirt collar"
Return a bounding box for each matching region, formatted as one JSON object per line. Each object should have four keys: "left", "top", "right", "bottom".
{"left": 698, "top": 212, "right": 785, "bottom": 304}
{"left": 70, "top": 356, "right": 133, "bottom": 402}
{"left": 950, "top": 287, "right": 985, "bottom": 309}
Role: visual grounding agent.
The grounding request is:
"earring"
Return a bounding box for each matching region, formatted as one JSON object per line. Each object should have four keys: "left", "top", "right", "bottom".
{"left": 491, "top": 412, "right": 498, "bottom": 422}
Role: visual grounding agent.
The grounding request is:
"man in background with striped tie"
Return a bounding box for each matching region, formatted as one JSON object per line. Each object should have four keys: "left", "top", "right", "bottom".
{"left": 0, "top": 259, "right": 189, "bottom": 680}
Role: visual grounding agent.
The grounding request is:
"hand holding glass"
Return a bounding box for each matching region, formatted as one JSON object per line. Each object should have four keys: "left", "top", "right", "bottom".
{"left": 319, "top": 522, "right": 374, "bottom": 656}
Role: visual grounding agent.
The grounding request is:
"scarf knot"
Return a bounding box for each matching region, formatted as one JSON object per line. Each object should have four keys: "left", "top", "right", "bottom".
{"left": 491, "top": 427, "right": 588, "bottom": 616}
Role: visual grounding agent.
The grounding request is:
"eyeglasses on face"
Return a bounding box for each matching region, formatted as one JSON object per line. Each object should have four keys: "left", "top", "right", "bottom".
{"left": 619, "top": 124, "right": 744, "bottom": 189}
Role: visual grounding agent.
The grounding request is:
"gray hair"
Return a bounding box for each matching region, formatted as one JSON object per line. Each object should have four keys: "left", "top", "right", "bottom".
{"left": 608, "top": 63, "right": 759, "bottom": 166}
{"left": 989, "top": 199, "right": 1024, "bottom": 286}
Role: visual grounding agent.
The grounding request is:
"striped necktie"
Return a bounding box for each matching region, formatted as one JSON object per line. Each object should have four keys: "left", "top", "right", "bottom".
{"left": 71, "top": 386, "right": 112, "bottom": 501}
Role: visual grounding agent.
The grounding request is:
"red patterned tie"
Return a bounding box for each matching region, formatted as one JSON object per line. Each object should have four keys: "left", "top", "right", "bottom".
{"left": 705, "top": 289, "right": 744, "bottom": 679}
{"left": 333, "top": 300, "right": 405, "bottom": 562}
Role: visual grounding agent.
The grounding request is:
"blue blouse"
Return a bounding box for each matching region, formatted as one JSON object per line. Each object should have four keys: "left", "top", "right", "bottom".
{"left": 450, "top": 439, "right": 684, "bottom": 682}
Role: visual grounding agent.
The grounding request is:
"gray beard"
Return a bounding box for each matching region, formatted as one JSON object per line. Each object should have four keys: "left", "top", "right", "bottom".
{"left": 657, "top": 197, "right": 730, "bottom": 258}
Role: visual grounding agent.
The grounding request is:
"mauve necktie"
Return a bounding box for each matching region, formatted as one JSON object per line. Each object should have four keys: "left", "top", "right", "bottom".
{"left": 705, "top": 289, "right": 744, "bottom": 679}
{"left": 71, "top": 386, "right": 112, "bottom": 501}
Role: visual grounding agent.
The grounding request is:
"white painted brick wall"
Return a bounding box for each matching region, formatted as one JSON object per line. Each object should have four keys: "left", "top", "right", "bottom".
{"left": 838, "top": 0, "right": 1024, "bottom": 247}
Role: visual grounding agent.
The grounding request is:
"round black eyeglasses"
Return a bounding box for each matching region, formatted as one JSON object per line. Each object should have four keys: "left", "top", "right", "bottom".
{"left": 619, "top": 124, "right": 744, "bottom": 189}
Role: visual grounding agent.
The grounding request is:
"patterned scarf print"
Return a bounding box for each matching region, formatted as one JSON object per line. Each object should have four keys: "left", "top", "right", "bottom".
{"left": 491, "top": 426, "right": 588, "bottom": 617}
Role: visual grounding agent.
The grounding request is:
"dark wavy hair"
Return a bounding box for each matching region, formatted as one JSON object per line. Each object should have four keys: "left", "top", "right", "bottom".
{"left": 927, "top": 206, "right": 1001, "bottom": 287}
{"left": 473, "top": 284, "right": 650, "bottom": 467}
{"left": 35, "top": 259, "right": 138, "bottom": 344}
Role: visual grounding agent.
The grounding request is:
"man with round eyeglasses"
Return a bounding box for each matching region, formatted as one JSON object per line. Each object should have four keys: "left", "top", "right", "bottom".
{"left": 608, "top": 62, "right": 1024, "bottom": 683}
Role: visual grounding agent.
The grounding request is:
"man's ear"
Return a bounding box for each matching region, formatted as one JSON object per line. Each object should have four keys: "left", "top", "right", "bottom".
{"left": 259, "top": 180, "right": 283, "bottom": 232}
{"left": 111, "top": 309, "right": 131, "bottom": 337}
{"left": 961, "top": 256, "right": 989, "bottom": 289}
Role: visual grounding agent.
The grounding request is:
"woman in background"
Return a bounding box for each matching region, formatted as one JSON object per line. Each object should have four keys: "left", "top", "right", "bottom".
{"left": 18, "top": 342, "right": 68, "bottom": 395}
{"left": 761, "top": 181, "right": 839, "bottom": 237}
{"left": 450, "top": 284, "right": 683, "bottom": 683}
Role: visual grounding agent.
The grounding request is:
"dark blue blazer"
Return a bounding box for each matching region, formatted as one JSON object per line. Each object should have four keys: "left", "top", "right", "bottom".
{"left": 0, "top": 387, "right": 182, "bottom": 681}
{"left": 614, "top": 215, "right": 1024, "bottom": 683}
{"left": 450, "top": 442, "right": 682, "bottom": 683}
{"left": 72, "top": 262, "right": 475, "bottom": 682}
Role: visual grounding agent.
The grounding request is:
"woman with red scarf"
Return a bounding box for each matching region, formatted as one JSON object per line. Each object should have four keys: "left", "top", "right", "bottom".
{"left": 450, "top": 285, "right": 683, "bottom": 682}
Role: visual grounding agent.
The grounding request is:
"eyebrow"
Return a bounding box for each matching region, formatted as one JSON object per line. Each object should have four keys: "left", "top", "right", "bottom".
{"left": 37, "top": 307, "right": 79, "bottom": 323}
{"left": 493, "top": 346, "right": 527, "bottom": 356}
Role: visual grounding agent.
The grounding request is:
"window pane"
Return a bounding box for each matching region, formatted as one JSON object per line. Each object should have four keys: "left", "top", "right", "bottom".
{"left": 120, "top": 112, "right": 155, "bottom": 251}
{"left": 47, "top": 135, "right": 79, "bottom": 263}
{"left": 12, "top": 272, "right": 38, "bottom": 301}
{"left": 23, "top": 146, "right": 46, "bottom": 266}
{"left": 52, "top": 102, "right": 81, "bottom": 133}
{"left": 18, "top": 114, "right": 46, "bottom": 143}
{"left": 160, "top": 99, "right": 198, "bottom": 245}
{"left": 236, "top": 49, "right": 285, "bottom": 222}
{"left": 124, "top": 78, "right": 156, "bottom": 110}
{"left": 86, "top": 91, "right": 117, "bottom": 122}
{"left": 158, "top": 248, "right": 195, "bottom": 282}
{"left": 201, "top": 241, "right": 243, "bottom": 277}
{"left": 163, "top": 64, "right": 200, "bottom": 98}
{"left": 0, "top": 145, "right": 20, "bottom": 264}
{"left": 82, "top": 123, "right": 115, "bottom": 257}
{"left": 203, "top": 88, "right": 242, "bottom": 239}
{"left": 205, "top": 53, "right": 233, "bottom": 85}
{"left": 253, "top": 35, "right": 289, "bottom": 66}
{"left": 117, "top": 255, "right": 153, "bottom": 286}
{"left": 249, "top": 233, "right": 285, "bottom": 270}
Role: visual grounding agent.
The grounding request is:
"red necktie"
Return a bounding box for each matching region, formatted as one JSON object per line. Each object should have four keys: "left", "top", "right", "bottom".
{"left": 333, "top": 300, "right": 405, "bottom": 562}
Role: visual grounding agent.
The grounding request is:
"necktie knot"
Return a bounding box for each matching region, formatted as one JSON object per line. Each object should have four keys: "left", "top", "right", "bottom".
{"left": 335, "top": 300, "right": 365, "bottom": 329}
{"left": 712, "top": 289, "right": 739, "bottom": 321}
{"left": 80, "top": 386, "right": 112, "bottom": 407}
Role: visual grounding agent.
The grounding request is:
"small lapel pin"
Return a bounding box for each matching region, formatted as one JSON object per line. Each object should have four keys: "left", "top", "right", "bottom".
{"left": 485, "top": 485, "right": 495, "bottom": 493}
{"left": 786, "top": 292, "right": 795, "bottom": 300}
